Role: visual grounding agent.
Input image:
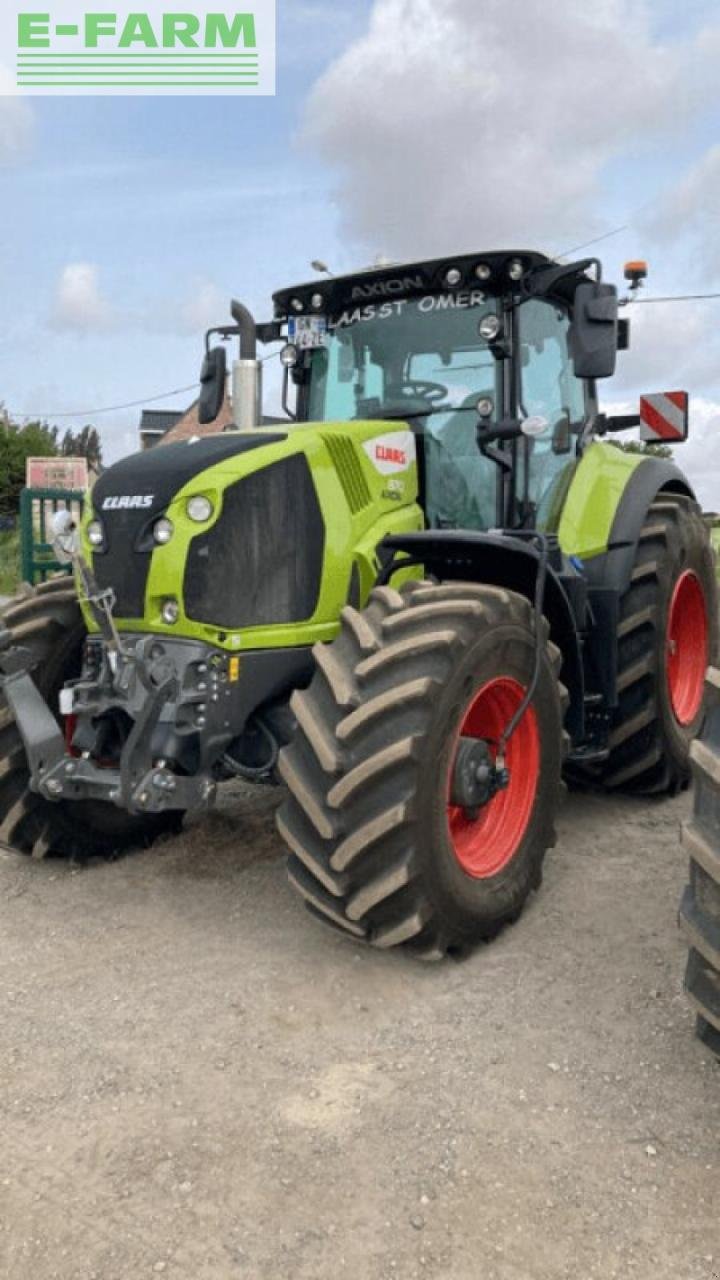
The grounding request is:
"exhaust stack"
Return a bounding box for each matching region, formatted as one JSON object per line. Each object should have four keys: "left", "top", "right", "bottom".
{"left": 230, "top": 300, "right": 262, "bottom": 430}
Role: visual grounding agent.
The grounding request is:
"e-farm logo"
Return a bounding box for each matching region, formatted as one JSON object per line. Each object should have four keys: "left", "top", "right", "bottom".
{"left": 5, "top": 0, "right": 276, "bottom": 94}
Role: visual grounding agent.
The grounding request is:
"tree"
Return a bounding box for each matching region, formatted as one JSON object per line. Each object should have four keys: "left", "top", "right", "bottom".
{"left": 609, "top": 438, "right": 673, "bottom": 460}
{"left": 0, "top": 409, "right": 59, "bottom": 516}
{"left": 60, "top": 424, "right": 103, "bottom": 470}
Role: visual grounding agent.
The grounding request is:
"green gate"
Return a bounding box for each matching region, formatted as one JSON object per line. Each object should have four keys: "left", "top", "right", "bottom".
{"left": 20, "top": 488, "right": 84, "bottom": 586}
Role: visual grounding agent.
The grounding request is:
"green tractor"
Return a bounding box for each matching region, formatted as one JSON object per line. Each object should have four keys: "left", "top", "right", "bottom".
{"left": 1, "top": 250, "right": 717, "bottom": 959}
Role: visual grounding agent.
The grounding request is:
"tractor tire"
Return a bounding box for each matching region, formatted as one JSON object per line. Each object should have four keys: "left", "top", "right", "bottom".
{"left": 679, "top": 667, "right": 720, "bottom": 1057}
{"left": 587, "top": 494, "right": 717, "bottom": 795}
{"left": 0, "top": 580, "right": 183, "bottom": 860}
{"left": 277, "top": 581, "right": 567, "bottom": 958}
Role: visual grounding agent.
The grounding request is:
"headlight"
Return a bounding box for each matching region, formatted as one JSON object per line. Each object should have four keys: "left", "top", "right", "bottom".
{"left": 475, "top": 262, "right": 492, "bottom": 281}
{"left": 280, "top": 343, "right": 299, "bottom": 368}
{"left": 87, "top": 519, "right": 105, "bottom": 548}
{"left": 153, "top": 517, "right": 174, "bottom": 545}
{"left": 187, "top": 496, "right": 214, "bottom": 524}
{"left": 310, "top": 293, "right": 324, "bottom": 311}
{"left": 479, "top": 314, "right": 501, "bottom": 342}
{"left": 507, "top": 258, "right": 524, "bottom": 281}
{"left": 290, "top": 297, "right": 304, "bottom": 313}
{"left": 161, "top": 598, "right": 180, "bottom": 625}
{"left": 444, "top": 266, "right": 462, "bottom": 287}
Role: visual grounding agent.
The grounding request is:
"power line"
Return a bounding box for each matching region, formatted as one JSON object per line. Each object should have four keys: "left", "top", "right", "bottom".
{"left": 9, "top": 382, "right": 200, "bottom": 421}
{"left": 9, "top": 346, "right": 283, "bottom": 422}
{"left": 557, "top": 224, "right": 630, "bottom": 259}
{"left": 626, "top": 292, "right": 720, "bottom": 304}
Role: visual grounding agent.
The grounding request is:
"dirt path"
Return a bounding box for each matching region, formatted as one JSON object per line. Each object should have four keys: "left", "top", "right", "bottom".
{"left": 0, "top": 783, "right": 718, "bottom": 1280}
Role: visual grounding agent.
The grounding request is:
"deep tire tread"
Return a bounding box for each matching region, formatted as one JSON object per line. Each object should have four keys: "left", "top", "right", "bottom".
{"left": 579, "top": 495, "right": 718, "bottom": 795}
{"left": 680, "top": 668, "right": 720, "bottom": 1053}
{"left": 278, "top": 580, "right": 565, "bottom": 957}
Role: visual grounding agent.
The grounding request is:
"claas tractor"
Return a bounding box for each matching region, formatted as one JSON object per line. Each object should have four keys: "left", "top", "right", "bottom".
{"left": 1, "top": 250, "right": 717, "bottom": 959}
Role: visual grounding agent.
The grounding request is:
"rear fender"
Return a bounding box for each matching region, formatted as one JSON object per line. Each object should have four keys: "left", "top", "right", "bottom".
{"left": 565, "top": 452, "right": 695, "bottom": 708}
{"left": 579, "top": 457, "right": 695, "bottom": 595}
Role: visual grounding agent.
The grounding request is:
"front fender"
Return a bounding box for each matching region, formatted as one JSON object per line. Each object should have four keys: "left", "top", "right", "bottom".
{"left": 378, "top": 529, "right": 585, "bottom": 740}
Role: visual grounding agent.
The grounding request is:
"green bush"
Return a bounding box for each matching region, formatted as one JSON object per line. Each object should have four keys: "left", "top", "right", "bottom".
{"left": 0, "top": 529, "right": 20, "bottom": 596}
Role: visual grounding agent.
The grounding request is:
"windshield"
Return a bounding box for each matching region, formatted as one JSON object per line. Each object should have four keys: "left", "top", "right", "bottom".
{"left": 305, "top": 292, "right": 501, "bottom": 530}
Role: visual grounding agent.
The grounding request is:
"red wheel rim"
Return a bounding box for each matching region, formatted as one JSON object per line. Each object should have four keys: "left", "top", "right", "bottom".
{"left": 447, "top": 678, "right": 540, "bottom": 879}
{"left": 667, "top": 570, "right": 708, "bottom": 726}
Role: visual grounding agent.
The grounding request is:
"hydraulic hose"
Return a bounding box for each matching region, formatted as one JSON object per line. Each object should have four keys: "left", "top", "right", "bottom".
{"left": 497, "top": 533, "right": 550, "bottom": 764}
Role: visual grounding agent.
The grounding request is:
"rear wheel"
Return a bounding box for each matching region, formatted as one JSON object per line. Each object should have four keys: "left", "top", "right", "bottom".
{"left": 586, "top": 495, "right": 717, "bottom": 794}
{"left": 277, "top": 581, "right": 567, "bottom": 958}
{"left": 680, "top": 668, "right": 720, "bottom": 1057}
{"left": 0, "top": 580, "right": 182, "bottom": 859}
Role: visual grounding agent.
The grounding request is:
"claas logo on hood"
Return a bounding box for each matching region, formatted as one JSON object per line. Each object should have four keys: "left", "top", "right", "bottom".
{"left": 102, "top": 495, "right": 154, "bottom": 511}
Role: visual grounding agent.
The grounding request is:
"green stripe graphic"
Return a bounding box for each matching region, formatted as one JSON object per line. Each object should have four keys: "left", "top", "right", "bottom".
{"left": 17, "top": 81, "right": 260, "bottom": 86}
{"left": 18, "top": 64, "right": 258, "bottom": 69}
{"left": 18, "top": 74, "right": 260, "bottom": 77}
{"left": 17, "top": 53, "right": 258, "bottom": 58}
{"left": 16, "top": 46, "right": 263, "bottom": 89}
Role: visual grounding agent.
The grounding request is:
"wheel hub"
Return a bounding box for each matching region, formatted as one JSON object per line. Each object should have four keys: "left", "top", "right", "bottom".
{"left": 450, "top": 737, "right": 509, "bottom": 819}
{"left": 447, "top": 676, "right": 540, "bottom": 880}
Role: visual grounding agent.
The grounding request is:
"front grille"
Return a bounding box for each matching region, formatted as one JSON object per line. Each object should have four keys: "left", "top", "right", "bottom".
{"left": 183, "top": 454, "right": 325, "bottom": 630}
{"left": 90, "top": 433, "right": 290, "bottom": 621}
{"left": 322, "top": 434, "right": 372, "bottom": 514}
{"left": 93, "top": 515, "right": 152, "bottom": 618}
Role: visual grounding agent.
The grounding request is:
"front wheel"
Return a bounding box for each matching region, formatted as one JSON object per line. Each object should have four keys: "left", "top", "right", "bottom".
{"left": 277, "top": 581, "right": 568, "bottom": 958}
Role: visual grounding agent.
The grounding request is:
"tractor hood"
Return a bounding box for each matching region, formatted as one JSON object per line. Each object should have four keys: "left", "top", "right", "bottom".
{"left": 81, "top": 419, "right": 424, "bottom": 648}
{"left": 93, "top": 433, "right": 287, "bottom": 519}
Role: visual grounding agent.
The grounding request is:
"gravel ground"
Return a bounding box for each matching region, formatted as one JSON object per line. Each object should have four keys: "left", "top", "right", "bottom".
{"left": 0, "top": 781, "right": 718, "bottom": 1280}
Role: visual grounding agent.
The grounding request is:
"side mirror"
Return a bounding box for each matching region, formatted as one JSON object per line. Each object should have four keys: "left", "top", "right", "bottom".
{"left": 198, "top": 345, "right": 227, "bottom": 425}
{"left": 569, "top": 281, "right": 618, "bottom": 379}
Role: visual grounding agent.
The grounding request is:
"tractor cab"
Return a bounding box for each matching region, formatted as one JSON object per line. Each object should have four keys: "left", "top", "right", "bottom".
{"left": 208, "top": 251, "right": 621, "bottom": 536}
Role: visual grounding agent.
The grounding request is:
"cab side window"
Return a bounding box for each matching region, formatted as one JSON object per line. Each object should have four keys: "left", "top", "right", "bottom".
{"left": 520, "top": 300, "right": 585, "bottom": 429}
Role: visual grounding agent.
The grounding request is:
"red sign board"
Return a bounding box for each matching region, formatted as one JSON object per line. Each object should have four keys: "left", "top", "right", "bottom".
{"left": 26, "top": 457, "right": 89, "bottom": 491}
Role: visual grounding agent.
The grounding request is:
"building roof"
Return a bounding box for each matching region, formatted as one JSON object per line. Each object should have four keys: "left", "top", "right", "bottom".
{"left": 159, "top": 393, "right": 234, "bottom": 444}
{"left": 139, "top": 408, "right": 185, "bottom": 438}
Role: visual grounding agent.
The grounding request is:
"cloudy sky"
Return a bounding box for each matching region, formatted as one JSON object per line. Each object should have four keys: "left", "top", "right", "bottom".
{"left": 2, "top": 0, "right": 720, "bottom": 504}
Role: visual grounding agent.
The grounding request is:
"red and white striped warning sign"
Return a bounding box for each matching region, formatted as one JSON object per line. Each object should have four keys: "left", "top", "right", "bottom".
{"left": 640, "top": 391, "right": 689, "bottom": 443}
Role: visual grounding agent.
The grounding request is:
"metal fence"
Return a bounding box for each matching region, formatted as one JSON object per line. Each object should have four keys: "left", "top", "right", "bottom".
{"left": 19, "top": 488, "right": 84, "bottom": 586}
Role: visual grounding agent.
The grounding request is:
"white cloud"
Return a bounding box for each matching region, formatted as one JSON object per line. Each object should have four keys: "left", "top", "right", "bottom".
{"left": 644, "top": 143, "right": 720, "bottom": 277}
{"left": 50, "top": 263, "right": 116, "bottom": 334}
{"left": 176, "top": 280, "right": 226, "bottom": 336}
{"left": 612, "top": 296, "right": 720, "bottom": 397}
{"left": 0, "top": 65, "right": 33, "bottom": 163}
{"left": 302, "top": 0, "right": 717, "bottom": 260}
{"left": 47, "top": 267, "right": 229, "bottom": 340}
{"left": 137, "top": 278, "right": 229, "bottom": 337}
{"left": 670, "top": 397, "right": 720, "bottom": 512}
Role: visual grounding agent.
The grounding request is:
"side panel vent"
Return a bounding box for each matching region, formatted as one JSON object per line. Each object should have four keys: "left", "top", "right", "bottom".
{"left": 323, "top": 434, "right": 372, "bottom": 515}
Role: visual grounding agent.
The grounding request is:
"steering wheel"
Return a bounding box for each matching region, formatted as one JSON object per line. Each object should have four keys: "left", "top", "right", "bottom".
{"left": 400, "top": 379, "right": 448, "bottom": 405}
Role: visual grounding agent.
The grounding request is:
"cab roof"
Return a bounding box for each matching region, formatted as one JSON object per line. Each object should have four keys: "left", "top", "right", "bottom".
{"left": 272, "top": 249, "right": 572, "bottom": 319}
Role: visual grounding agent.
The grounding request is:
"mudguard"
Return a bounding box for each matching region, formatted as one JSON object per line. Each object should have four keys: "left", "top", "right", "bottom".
{"left": 559, "top": 445, "right": 696, "bottom": 713}
{"left": 559, "top": 442, "right": 695, "bottom": 593}
{"left": 378, "top": 529, "right": 586, "bottom": 740}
